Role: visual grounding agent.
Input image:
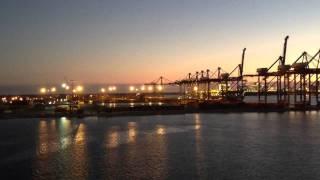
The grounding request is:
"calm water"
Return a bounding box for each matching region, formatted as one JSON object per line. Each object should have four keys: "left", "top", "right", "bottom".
{"left": 1, "top": 112, "right": 320, "bottom": 179}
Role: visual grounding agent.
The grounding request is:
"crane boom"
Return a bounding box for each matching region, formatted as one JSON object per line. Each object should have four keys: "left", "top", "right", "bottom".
{"left": 282, "top": 35, "right": 289, "bottom": 65}
{"left": 240, "top": 48, "right": 246, "bottom": 76}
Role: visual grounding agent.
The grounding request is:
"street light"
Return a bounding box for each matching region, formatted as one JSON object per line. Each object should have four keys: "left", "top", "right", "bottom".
{"left": 101, "top": 88, "right": 106, "bottom": 93}
{"left": 141, "top": 85, "right": 145, "bottom": 91}
{"left": 148, "top": 86, "right": 153, "bottom": 91}
{"left": 129, "top": 86, "right": 135, "bottom": 92}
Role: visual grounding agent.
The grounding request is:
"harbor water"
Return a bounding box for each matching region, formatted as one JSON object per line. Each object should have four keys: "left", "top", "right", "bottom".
{"left": 1, "top": 112, "right": 320, "bottom": 179}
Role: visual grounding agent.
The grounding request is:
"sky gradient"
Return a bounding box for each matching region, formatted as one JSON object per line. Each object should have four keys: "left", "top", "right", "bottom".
{"left": 1, "top": 0, "right": 320, "bottom": 87}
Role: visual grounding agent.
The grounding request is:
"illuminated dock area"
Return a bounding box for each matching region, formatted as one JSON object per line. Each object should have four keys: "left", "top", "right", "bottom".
{"left": 1, "top": 36, "right": 320, "bottom": 118}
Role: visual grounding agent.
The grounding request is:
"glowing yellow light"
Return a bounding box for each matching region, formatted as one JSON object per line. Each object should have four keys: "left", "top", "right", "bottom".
{"left": 157, "top": 85, "right": 163, "bottom": 91}
{"left": 76, "top": 85, "right": 83, "bottom": 92}
{"left": 51, "top": 87, "right": 56, "bottom": 92}
{"left": 193, "top": 86, "right": 198, "bottom": 91}
{"left": 157, "top": 127, "right": 165, "bottom": 135}
{"left": 61, "top": 83, "right": 67, "bottom": 88}
{"left": 129, "top": 128, "right": 136, "bottom": 137}
{"left": 109, "top": 86, "right": 116, "bottom": 91}
{"left": 72, "top": 89, "right": 77, "bottom": 93}
{"left": 148, "top": 86, "right": 153, "bottom": 91}
{"left": 101, "top": 88, "right": 106, "bottom": 93}
{"left": 129, "top": 86, "right": 135, "bottom": 91}
{"left": 40, "top": 88, "right": 46, "bottom": 94}
{"left": 65, "top": 86, "right": 70, "bottom": 90}
{"left": 140, "top": 85, "right": 145, "bottom": 91}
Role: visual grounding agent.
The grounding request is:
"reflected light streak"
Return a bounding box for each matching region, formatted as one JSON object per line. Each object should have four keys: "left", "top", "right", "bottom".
{"left": 128, "top": 128, "right": 136, "bottom": 143}
{"left": 70, "top": 122, "right": 88, "bottom": 179}
{"left": 194, "top": 113, "right": 205, "bottom": 177}
{"left": 75, "top": 124, "right": 86, "bottom": 144}
{"left": 37, "top": 120, "right": 60, "bottom": 156}
{"left": 127, "top": 122, "right": 137, "bottom": 143}
{"left": 59, "top": 117, "right": 72, "bottom": 149}
{"left": 38, "top": 121, "right": 49, "bottom": 155}
{"left": 157, "top": 126, "right": 166, "bottom": 135}
{"left": 107, "top": 131, "right": 119, "bottom": 148}
{"left": 195, "top": 113, "right": 201, "bottom": 130}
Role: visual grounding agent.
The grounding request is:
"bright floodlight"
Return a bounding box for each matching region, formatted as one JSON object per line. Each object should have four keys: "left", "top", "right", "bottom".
{"left": 129, "top": 86, "right": 135, "bottom": 91}
{"left": 65, "top": 86, "right": 70, "bottom": 90}
{"left": 108, "top": 86, "right": 116, "bottom": 91}
{"left": 76, "top": 85, "right": 83, "bottom": 92}
{"left": 148, "top": 86, "right": 153, "bottom": 91}
{"left": 40, "top": 87, "right": 46, "bottom": 94}
{"left": 157, "top": 85, "right": 163, "bottom": 91}
{"left": 101, "top": 88, "right": 106, "bottom": 93}
{"left": 51, "top": 87, "right": 56, "bottom": 92}
{"left": 140, "top": 85, "right": 145, "bottom": 91}
{"left": 61, "top": 83, "right": 67, "bottom": 88}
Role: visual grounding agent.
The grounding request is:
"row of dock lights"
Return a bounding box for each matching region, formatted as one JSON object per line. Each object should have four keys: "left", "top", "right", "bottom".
{"left": 40, "top": 87, "right": 57, "bottom": 94}
{"left": 129, "top": 85, "right": 163, "bottom": 92}
{"left": 40, "top": 83, "right": 84, "bottom": 94}
{"left": 1, "top": 96, "right": 27, "bottom": 104}
{"left": 62, "top": 83, "right": 83, "bottom": 93}
{"left": 100, "top": 86, "right": 117, "bottom": 93}
{"left": 39, "top": 84, "right": 165, "bottom": 94}
{"left": 72, "top": 86, "right": 83, "bottom": 93}
{"left": 61, "top": 83, "right": 70, "bottom": 90}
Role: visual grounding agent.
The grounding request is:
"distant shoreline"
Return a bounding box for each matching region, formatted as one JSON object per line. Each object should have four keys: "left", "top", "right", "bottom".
{"left": 0, "top": 105, "right": 319, "bottom": 120}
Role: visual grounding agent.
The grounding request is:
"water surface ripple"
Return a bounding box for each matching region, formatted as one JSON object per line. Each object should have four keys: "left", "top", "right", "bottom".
{"left": 1, "top": 112, "right": 320, "bottom": 179}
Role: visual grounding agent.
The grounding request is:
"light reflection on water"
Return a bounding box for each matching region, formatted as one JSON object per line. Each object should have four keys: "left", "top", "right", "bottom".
{"left": 127, "top": 122, "right": 137, "bottom": 143}
{"left": 2, "top": 112, "right": 320, "bottom": 179}
{"left": 194, "top": 113, "right": 206, "bottom": 178}
{"left": 33, "top": 117, "right": 89, "bottom": 179}
{"left": 106, "top": 129, "right": 120, "bottom": 148}
{"left": 156, "top": 125, "right": 166, "bottom": 135}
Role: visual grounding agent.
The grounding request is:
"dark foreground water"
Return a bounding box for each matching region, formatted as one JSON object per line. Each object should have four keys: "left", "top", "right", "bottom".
{"left": 1, "top": 112, "right": 320, "bottom": 179}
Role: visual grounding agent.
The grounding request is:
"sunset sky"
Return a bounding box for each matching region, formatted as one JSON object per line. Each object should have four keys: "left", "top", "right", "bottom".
{"left": 1, "top": 0, "right": 320, "bottom": 86}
